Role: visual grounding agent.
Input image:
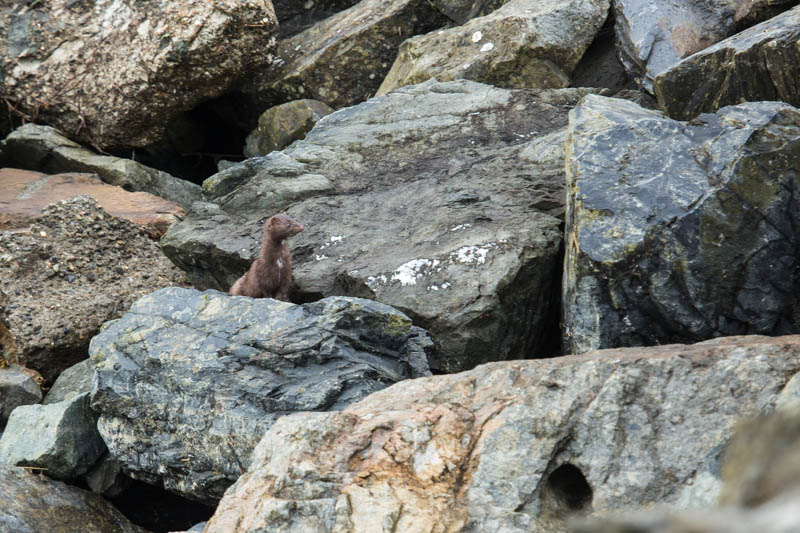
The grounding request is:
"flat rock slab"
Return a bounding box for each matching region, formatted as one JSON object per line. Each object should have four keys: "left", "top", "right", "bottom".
{"left": 163, "top": 80, "right": 602, "bottom": 372}
{"left": 204, "top": 335, "right": 800, "bottom": 532}
{"left": 654, "top": 5, "right": 800, "bottom": 120}
{"left": 563, "top": 95, "right": 800, "bottom": 354}
{"left": 0, "top": 168, "right": 184, "bottom": 237}
{"left": 89, "top": 287, "right": 433, "bottom": 504}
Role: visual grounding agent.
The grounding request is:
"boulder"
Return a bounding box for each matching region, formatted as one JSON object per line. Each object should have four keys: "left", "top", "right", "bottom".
{"left": 43, "top": 358, "right": 93, "bottom": 405}
{"left": 272, "top": 0, "right": 360, "bottom": 37}
{"left": 1, "top": 124, "right": 202, "bottom": 208}
{"left": 562, "top": 95, "right": 800, "bottom": 354}
{"left": 89, "top": 287, "right": 433, "bottom": 504}
{"left": 0, "top": 0, "right": 277, "bottom": 149}
{"left": 0, "top": 168, "right": 185, "bottom": 237}
{"left": 431, "top": 0, "right": 510, "bottom": 25}
{"left": 84, "top": 453, "right": 131, "bottom": 498}
{"left": 0, "top": 196, "right": 188, "bottom": 382}
{"left": 0, "top": 393, "right": 106, "bottom": 480}
{"left": 377, "top": 0, "right": 609, "bottom": 95}
{"left": 0, "top": 364, "right": 42, "bottom": 426}
{"left": 654, "top": 5, "right": 800, "bottom": 121}
{"left": 0, "top": 464, "right": 146, "bottom": 533}
{"left": 243, "top": 99, "right": 334, "bottom": 158}
{"left": 163, "top": 81, "right": 602, "bottom": 372}
{"left": 613, "top": 0, "right": 797, "bottom": 92}
{"left": 204, "top": 334, "right": 800, "bottom": 532}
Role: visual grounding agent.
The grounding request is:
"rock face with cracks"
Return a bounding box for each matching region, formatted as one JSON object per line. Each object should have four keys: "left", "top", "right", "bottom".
{"left": 563, "top": 95, "right": 800, "bottom": 355}
{"left": 204, "top": 335, "right": 800, "bottom": 532}
{"left": 89, "top": 287, "right": 433, "bottom": 504}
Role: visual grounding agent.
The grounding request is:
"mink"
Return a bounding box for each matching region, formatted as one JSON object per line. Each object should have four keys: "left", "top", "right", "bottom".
{"left": 229, "top": 213, "right": 304, "bottom": 301}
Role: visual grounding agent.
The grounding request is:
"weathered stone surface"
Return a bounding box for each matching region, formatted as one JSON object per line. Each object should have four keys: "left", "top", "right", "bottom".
{"left": 1, "top": 124, "right": 201, "bottom": 207}
{"left": 0, "top": 464, "right": 146, "bottom": 533}
{"left": 613, "top": 0, "right": 798, "bottom": 92}
{"left": 163, "top": 81, "right": 601, "bottom": 372}
{"left": 0, "top": 196, "right": 188, "bottom": 382}
{"left": 43, "top": 358, "right": 93, "bottom": 405}
{"left": 0, "top": 393, "right": 106, "bottom": 480}
{"left": 0, "top": 364, "right": 42, "bottom": 426}
{"left": 273, "top": 0, "right": 360, "bottom": 37}
{"left": 377, "top": 0, "right": 609, "bottom": 95}
{"left": 244, "top": 99, "right": 334, "bottom": 158}
{"left": 89, "top": 287, "right": 433, "bottom": 504}
{"left": 84, "top": 453, "right": 131, "bottom": 498}
{"left": 563, "top": 95, "right": 800, "bottom": 354}
{"left": 654, "top": 5, "right": 800, "bottom": 121}
{"left": 0, "top": 0, "right": 277, "bottom": 149}
{"left": 0, "top": 168, "right": 184, "bottom": 237}
{"left": 205, "top": 335, "right": 800, "bottom": 532}
{"left": 431, "top": 0, "right": 510, "bottom": 25}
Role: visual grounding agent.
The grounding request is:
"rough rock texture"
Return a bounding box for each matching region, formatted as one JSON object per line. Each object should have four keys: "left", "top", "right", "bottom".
{"left": 562, "top": 95, "right": 800, "bottom": 355}
{"left": 163, "top": 81, "right": 601, "bottom": 372}
{"left": 654, "top": 5, "right": 800, "bottom": 121}
{"left": 244, "top": 99, "right": 334, "bottom": 158}
{"left": 613, "top": 0, "right": 798, "bottom": 92}
{"left": 0, "top": 196, "right": 188, "bottom": 382}
{"left": 0, "top": 364, "right": 42, "bottom": 426}
{"left": 0, "top": 464, "right": 147, "bottom": 533}
{"left": 89, "top": 287, "right": 433, "bottom": 504}
{"left": 84, "top": 454, "right": 131, "bottom": 498}
{"left": 0, "top": 393, "right": 106, "bottom": 480}
{"left": 0, "top": 0, "right": 277, "bottom": 149}
{"left": 377, "top": 0, "right": 609, "bottom": 95}
{"left": 1, "top": 124, "right": 202, "bottom": 207}
{"left": 43, "top": 358, "right": 93, "bottom": 405}
{"left": 273, "top": 0, "right": 360, "bottom": 37}
{"left": 204, "top": 335, "right": 800, "bottom": 532}
{"left": 241, "top": 0, "right": 450, "bottom": 111}
{"left": 432, "top": 0, "right": 510, "bottom": 25}
{"left": 0, "top": 168, "right": 184, "bottom": 237}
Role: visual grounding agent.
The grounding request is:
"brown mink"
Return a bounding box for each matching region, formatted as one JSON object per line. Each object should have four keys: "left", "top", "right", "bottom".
{"left": 229, "top": 213, "right": 304, "bottom": 301}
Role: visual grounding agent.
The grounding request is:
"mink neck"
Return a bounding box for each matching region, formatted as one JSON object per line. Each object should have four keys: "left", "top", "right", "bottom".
{"left": 259, "top": 234, "right": 285, "bottom": 261}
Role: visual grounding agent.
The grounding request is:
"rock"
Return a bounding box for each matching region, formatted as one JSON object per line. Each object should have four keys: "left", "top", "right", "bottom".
{"left": 562, "top": 95, "right": 800, "bottom": 354}
{"left": 1, "top": 124, "right": 202, "bottom": 208}
{"left": 84, "top": 453, "right": 131, "bottom": 498}
{"left": 163, "top": 81, "right": 602, "bottom": 372}
{"left": 613, "top": 0, "right": 798, "bottom": 92}
{"left": 654, "top": 6, "right": 800, "bottom": 121}
{"left": 204, "top": 334, "right": 800, "bottom": 532}
{"left": 431, "top": 0, "right": 510, "bottom": 25}
{"left": 0, "top": 364, "right": 42, "bottom": 427}
{"left": 0, "top": 393, "right": 106, "bottom": 480}
{"left": 0, "top": 0, "right": 277, "bottom": 149}
{"left": 243, "top": 99, "right": 334, "bottom": 158}
{"left": 89, "top": 287, "right": 433, "bottom": 504}
{"left": 0, "top": 464, "right": 147, "bottom": 533}
{"left": 0, "top": 168, "right": 185, "bottom": 237}
{"left": 377, "top": 0, "right": 609, "bottom": 95}
{"left": 273, "top": 0, "right": 360, "bottom": 37}
{"left": 0, "top": 196, "right": 188, "bottom": 382}
{"left": 43, "top": 358, "right": 93, "bottom": 405}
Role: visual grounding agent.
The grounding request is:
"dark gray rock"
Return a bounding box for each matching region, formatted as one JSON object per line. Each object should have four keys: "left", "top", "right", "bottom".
{"left": 431, "top": 0, "right": 510, "bottom": 24}
{"left": 43, "top": 358, "right": 93, "bottom": 405}
{"left": 0, "top": 393, "right": 106, "bottom": 480}
{"left": 273, "top": 0, "right": 360, "bottom": 37}
{"left": 0, "top": 364, "right": 42, "bottom": 426}
{"left": 563, "top": 95, "right": 800, "bottom": 354}
{"left": 243, "top": 99, "right": 334, "bottom": 158}
{"left": 163, "top": 80, "right": 601, "bottom": 372}
{"left": 654, "top": 5, "right": 800, "bottom": 121}
{"left": 83, "top": 453, "right": 131, "bottom": 498}
{"left": 0, "top": 464, "right": 146, "bottom": 533}
{"left": 89, "top": 287, "right": 433, "bottom": 504}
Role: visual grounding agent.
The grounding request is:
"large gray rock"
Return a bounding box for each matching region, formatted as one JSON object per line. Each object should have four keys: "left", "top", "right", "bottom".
{"left": 0, "top": 0, "right": 277, "bottom": 149}
{"left": 89, "top": 287, "right": 433, "bottom": 504}
{"left": 204, "top": 334, "right": 800, "bottom": 532}
{"left": 0, "top": 393, "right": 106, "bottom": 480}
{"left": 0, "top": 464, "right": 146, "bottom": 533}
{"left": 654, "top": 5, "right": 800, "bottom": 121}
{"left": 1, "top": 124, "right": 201, "bottom": 208}
{"left": 243, "top": 99, "right": 334, "bottom": 158}
{"left": 43, "top": 358, "right": 93, "bottom": 405}
{"left": 377, "top": 0, "right": 609, "bottom": 95}
{"left": 562, "top": 95, "right": 800, "bottom": 355}
{"left": 0, "top": 364, "right": 42, "bottom": 426}
{"left": 163, "top": 80, "right": 600, "bottom": 372}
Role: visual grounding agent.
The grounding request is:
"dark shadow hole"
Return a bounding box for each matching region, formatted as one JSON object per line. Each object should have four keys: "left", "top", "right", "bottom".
{"left": 546, "top": 463, "right": 593, "bottom": 512}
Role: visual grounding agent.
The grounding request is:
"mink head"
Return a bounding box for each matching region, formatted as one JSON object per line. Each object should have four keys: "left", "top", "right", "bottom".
{"left": 265, "top": 213, "right": 304, "bottom": 241}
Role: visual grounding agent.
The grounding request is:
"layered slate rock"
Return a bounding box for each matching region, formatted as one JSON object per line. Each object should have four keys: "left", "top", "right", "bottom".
{"left": 163, "top": 81, "right": 598, "bottom": 372}
{"left": 563, "top": 95, "right": 800, "bottom": 354}
{"left": 0, "top": 0, "right": 277, "bottom": 149}
{"left": 378, "top": 0, "right": 609, "bottom": 95}
{"left": 204, "top": 335, "right": 800, "bottom": 532}
{"left": 613, "top": 0, "right": 797, "bottom": 92}
{"left": 0, "top": 465, "right": 146, "bottom": 533}
{"left": 0, "top": 364, "right": 42, "bottom": 426}
{"left": 243, "top": 99, "right": 334, "bottom": 158}
{"left": 1, "top": 124, "right": 201, "bottom": 208}
{"left": 89, "top": 287, "right": 433, "bottom": 504}
{"left": 654, "top": 5, "right": 800, "bottom": 121}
